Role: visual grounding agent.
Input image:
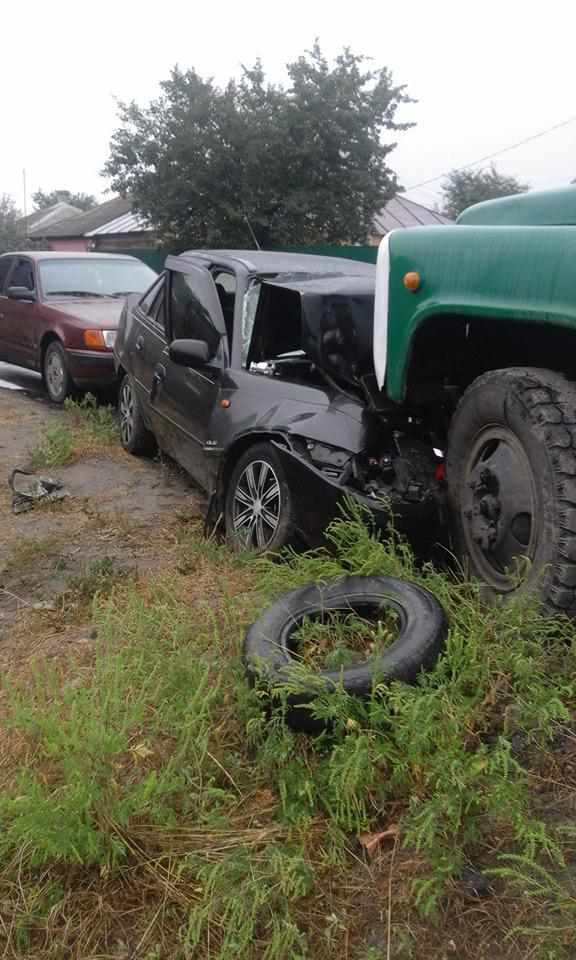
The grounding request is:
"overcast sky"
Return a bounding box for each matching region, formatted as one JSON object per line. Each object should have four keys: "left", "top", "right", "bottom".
{"left": 2, "top": 0, "right": 575, "bottom": 214}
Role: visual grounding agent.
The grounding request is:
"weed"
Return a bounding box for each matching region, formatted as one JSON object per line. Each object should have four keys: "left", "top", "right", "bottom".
{"left": 175, "top": 521, "right": 251, "bottom": 574}
{"left": 30, "top": 395, "right": 118, "bottom": 470}
{"left": 30, "top": 423, "right": 74, "bottom": 468}
{"left": 56, "top": 557, "right": 129, "bottom": 621}
{"left": 64, "top": 394, "right": 117, "bottom": 443}
{"left": 293, "top": 607, "right": 399, "bottom": 670}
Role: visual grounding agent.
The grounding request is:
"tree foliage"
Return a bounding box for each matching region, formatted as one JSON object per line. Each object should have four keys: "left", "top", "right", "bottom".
{"left": 32, "top": 189, "right": 96, "bottom": 212}
{"left": 0, "top": 194, "right": 25, "bottom": 254}
{"left": 104, "top": 44, "right": 414, "bottom": 248}
{"left": 441, "top": 164, "right": 529, "bottom": 219}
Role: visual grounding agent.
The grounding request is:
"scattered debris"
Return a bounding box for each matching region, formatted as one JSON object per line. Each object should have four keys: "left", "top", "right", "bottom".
{"left": 358, "top": 823, "right": 400, "bottom": 858}
{"left": 9, "top": 468, "right": 68, "bottom": 514}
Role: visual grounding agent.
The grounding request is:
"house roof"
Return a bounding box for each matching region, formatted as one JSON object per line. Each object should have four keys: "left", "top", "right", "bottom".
{"left": 39, "top": 197, "right": 149, "bottom": 238}
{"left": 86, "top": 209, "right": 150, "bottom": 236}
{"left": 22, "top": 202, "right": 83, "bottom": 236}
{"left": 373, "top": 195, "right": 452, "bottom": 234}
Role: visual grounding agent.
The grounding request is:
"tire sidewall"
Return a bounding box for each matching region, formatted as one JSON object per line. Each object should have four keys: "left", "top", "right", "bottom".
{"left": 447, "top": 370, "right": 557, "bottom": 599}
{"left": 243, "top": 575, "right": 447, "bottom": 732}
{"left": 119, "top": 374, "right": 153, "bottom": 455}
{"left": 43, "top": 341, "right": 70, "bottom": 404}
{"left": 225, "top": 442, "right": 295, "bottom": 553}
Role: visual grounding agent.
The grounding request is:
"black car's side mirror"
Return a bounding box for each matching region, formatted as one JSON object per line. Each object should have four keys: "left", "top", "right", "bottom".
{"left": 169, "top": 338, "right": 212, "bottom": 368}
{"left": 7, "top": 286, "right": 36, "bottom": 302}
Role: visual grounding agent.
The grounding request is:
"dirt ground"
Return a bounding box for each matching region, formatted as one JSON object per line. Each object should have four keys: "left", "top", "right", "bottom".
{"left": 0, "top": 385, "right": 202, "bottom": 659}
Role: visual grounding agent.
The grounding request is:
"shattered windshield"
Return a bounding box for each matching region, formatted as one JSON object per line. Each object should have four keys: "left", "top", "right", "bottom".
{"left": 241, "top": 281, "right": 261, "bottom": 366}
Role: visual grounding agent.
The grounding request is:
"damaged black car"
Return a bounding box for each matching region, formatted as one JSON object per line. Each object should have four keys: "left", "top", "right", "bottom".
{"left": 114, "top": 251, "right": 441, "bottom": 552}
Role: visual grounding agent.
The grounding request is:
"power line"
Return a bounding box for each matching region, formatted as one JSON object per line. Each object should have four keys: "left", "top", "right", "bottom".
{"left": 404, "top": 113, "right": 576, "bottom": 193}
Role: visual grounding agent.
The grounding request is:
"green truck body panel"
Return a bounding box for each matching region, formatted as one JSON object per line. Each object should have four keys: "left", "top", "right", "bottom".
{"left": 457, "top": 185, "right": 576, "bottom": 227}
{"left": 385, "top": 222, "right": 576, "bottom": 404}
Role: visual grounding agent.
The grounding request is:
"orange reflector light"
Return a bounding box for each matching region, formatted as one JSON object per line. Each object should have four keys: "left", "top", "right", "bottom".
{"left": 83, "top": 329, "right": 105, "bottom": 348}
{"left": 220, "top": 398, "right": 231, "bottom": 409}
{"left": 403, "top": 271, "right": 421, "bottom": 292}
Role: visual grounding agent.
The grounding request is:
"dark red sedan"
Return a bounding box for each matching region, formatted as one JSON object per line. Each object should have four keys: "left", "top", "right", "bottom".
{"left": 0, "top": 251, "right": 157, "bottom": 402}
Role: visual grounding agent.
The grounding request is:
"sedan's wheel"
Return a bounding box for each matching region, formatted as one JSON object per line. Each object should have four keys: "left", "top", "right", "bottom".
{"left": 225, "top": 442, "right": 298, "bottom": 553}
{"left": 43, "top": 340, "right": 72, "bottom": 404}
{"left": 447, "top": 367, "right": 576, "bottom": 614}
{"left": 118, "top": 374, "right": 156, "bottom": 456}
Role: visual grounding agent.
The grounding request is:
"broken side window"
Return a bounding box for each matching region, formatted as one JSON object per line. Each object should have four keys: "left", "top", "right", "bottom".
{"left": 246, "top": 284, "right": 303, "bottom": 368}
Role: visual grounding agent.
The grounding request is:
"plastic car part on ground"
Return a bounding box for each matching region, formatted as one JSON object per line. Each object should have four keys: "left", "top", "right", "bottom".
{"left": 243, "top": 575, "right": 448, "bottom": 733}
{"left": 9, "top": 469, "right": 68, "bottom": 514}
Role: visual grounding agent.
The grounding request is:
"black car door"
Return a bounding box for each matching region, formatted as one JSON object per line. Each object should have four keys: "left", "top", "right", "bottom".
{"left": 149, "top": 260, "right": 227, "bottom": 491}
{"left": 128, "top": 275, "right": 168, "bottom": 412}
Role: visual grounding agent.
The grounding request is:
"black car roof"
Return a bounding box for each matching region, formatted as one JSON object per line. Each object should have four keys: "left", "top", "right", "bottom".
{"left": 265, "top": 274, "right": 374, "bottom": 297}
{"left": 177, "top": 249, "right": 375, "bottom": 277}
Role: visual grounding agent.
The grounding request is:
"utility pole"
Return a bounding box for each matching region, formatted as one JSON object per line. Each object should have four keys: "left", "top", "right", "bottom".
{"left": 22, "top": 168, "right": 28, "bottom": 222}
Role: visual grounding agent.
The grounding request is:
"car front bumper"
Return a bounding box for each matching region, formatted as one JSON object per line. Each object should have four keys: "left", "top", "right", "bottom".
{"left": 272, "top": 443, "right": 441, "bottom": 550}
{"left": 66, "top": 349, "right": 116, "bottom": 389}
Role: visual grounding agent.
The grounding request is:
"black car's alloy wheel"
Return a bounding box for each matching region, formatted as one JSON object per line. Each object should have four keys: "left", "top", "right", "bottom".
{"left": 43, "top": 340, "right": 71, "bottom": 404}
{"left": 118, "top": 374, "right": 156, "bottom": 456}
{"left": 447, "top": 367, "right": 576, "bottom": 614}
{"left": 232, "top": 459, "right": 281, "bottom": 548}
{"left": 225, "top": 442, "right": 298, "bottom": 553}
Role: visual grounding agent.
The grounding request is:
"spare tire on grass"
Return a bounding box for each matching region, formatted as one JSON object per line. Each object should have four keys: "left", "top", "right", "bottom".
{"left": 243, "top": 575, "right": 447, "bottom": 733}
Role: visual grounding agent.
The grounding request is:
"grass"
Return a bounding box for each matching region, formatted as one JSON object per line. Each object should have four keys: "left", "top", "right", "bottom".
{"left": 3, "top": 535, "right": 63, "bottom": 573}
{"left": 30, "top": 394, "right": 118, "bottom": 468}
{"left": 1, "top": 506, "right": 576, "bottom": 958}
{"left": 30, "top": 422, "right": 75, "bottom": 468}
{"left": 293, "top": 607, "right": 400, "bottom": 670}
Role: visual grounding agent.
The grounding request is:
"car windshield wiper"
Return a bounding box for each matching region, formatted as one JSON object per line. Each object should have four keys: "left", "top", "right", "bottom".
{"left": 110, "top": 290, "right": 137, "bottom": 297}
{"left": 46, "top": 290, "right": 109, "bottom": 298}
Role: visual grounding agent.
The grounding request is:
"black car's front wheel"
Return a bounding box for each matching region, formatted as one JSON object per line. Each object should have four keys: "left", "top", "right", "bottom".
{"left": 118, "top": 374, "right": 156, "bottom": 456}
{"left": 225, "top": 442, "right": 298, "bottom": 553}
{"left": 43, "top": 340, "right": 73, "bottom": 404}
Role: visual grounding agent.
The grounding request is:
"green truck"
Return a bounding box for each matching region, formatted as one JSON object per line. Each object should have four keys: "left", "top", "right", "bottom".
{"left": 376, "top": 185, "right": 576, "bottom": 614}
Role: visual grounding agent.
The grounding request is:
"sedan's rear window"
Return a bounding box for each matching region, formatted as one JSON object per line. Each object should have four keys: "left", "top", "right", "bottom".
{"left": 39, "top": 259, "right": 157, "bottom": 298}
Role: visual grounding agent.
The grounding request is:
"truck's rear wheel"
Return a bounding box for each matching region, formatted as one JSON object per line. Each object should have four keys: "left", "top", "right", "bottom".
{"left": 446, "top": 367, "right": 576, "bottom": 614}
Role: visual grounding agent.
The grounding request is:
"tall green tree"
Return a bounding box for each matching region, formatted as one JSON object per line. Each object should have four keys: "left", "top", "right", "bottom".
{"left": 441, "top": 164, "right": 529, "bottom": 219}
{"left": 0, "top": 194, "right": 25, "bottom": 254}
{"left": 32, "top": 189, "right": 96, "bottom": 211}
{"left": 104, "top": 44, "right": 414, "bottom": 248}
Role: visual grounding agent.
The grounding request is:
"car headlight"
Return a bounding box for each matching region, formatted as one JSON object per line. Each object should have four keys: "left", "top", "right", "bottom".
{"left": 83, "top": 330, "right": 117, "bottom": 349}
